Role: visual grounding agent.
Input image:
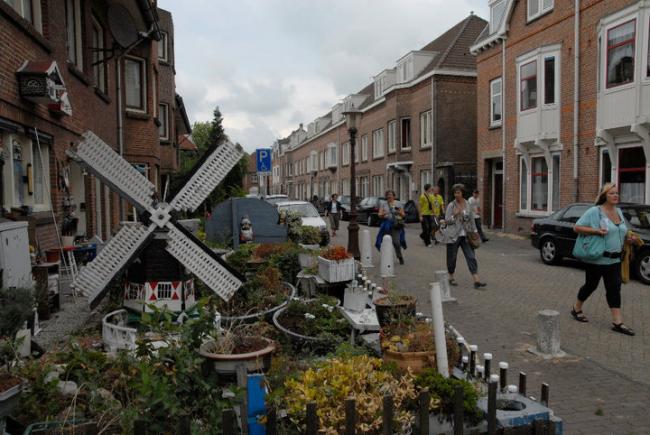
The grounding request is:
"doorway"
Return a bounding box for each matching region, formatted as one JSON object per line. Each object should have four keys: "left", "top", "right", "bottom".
{"left": 69, "top": 162, "right": 86, "bottom": 236}
{"left": 491, "top": 160, "right": 503, "bottom": 229}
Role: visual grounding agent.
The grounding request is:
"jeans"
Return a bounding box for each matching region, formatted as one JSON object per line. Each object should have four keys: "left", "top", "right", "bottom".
{"left": 420, "top": 215, "right": 434, "bottom": 246}
{"left": 474, "top": 218, "right": 487, "bottom": 242}
{"left": 577, "top": 262, "right": 622, "bottom": 308}
{"left": 446, "top": 236, "right": 478, "bottom": 275}
{"left": 390, "top": 227, "right": 403, "bottom": 260}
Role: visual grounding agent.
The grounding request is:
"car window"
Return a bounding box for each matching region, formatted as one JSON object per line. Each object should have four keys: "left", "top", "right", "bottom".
{"left": 621, "top": 207, "right": 650, "bottom": 229}
{"left": 279, "top": 203, "right": 320, "bottom": 218}
{"left": 560, "top": 205, "right": 589, "bottom": 223}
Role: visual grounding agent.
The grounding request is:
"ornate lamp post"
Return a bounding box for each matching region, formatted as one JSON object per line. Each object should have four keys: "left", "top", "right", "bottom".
{"left": 343, "top": 104, "right": 362, "bottom": 259}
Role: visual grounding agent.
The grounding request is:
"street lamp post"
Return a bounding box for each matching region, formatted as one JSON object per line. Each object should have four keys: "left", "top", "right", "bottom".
{"left": 343, "top": 104, "right": 362, "bottom": 260}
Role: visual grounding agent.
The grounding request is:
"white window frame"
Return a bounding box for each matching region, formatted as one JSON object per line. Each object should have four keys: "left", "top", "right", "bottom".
{"left": 518, "top": 152, "right": 561, "bottom": 215}
{"left": 342, "top": 142, "right": 350, "bottom": 166}
{"left": 400, "top": 118, "right": 412, "bottom": 150}
{"left": 420, "top": 170, "right": 431, "bottom": 193}
{"left": 372, "top": 175, "right": 384, "bottom": 196}
{"left": 361, "top": 135, "right": 368, "bottom": 162}
{"left": 490, "top": 77, "right": 502, "bottom": 127}
{"left": 326, "top": 143, "right": 337, "bottom": 167}
{"left": 516, "top": 46, "right": 560, "bottom": 113}
{"left": 527, "top": 0, "right": 553, "bottom": 22}
{"left": 372, "top": 128, "right": 384, "bottom": 158}
{"left": 158, "top": 31, "right": 169, "bottom": 62}
{"left": 6, "top": 0, "right": 43, "bottom": 33}
{"left": 2, "top": 133, "right": 51, "bottom": 212}
{"left": 158, "top": 103, "right": 169, "bottom": 141}
{"left": 125, "top": 57, "right": 147, "bottom": 113}
{"left": 489, "top": 0, "right": 506, "bottom": 33}
{"left": 387, "top": 120, "right": 397, "bottom": 153}
{"left": 91, "top": 16, "right": 106, "bottom": 93}
{"left": 420, "top": 110, "right": 432, "bottom": 148}
{"left": 65, "top": 0, "right": 83, "bottom": 69}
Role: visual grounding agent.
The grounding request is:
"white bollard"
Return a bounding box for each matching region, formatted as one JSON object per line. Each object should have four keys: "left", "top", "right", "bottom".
{"left": 434, "top": 270, "right": 456, "bottom": 303}
{"left": 380, "top": 235, "right": 395, "bottom": 278}
{"left": 360, "top": 229, "right": 374, "bottom": 268}
{"left": 429, "top": 282, "right": 449, "bottom": 377}
{"left": 528, "top": 309, "right": 566, "bottom": 358}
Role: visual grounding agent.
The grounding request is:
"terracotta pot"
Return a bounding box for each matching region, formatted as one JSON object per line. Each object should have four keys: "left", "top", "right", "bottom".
{"left": 199, "top": 337, "right": 276, "bottom": 374}
{"left": 374, "top": 295, "right": 417, "bottom": 327}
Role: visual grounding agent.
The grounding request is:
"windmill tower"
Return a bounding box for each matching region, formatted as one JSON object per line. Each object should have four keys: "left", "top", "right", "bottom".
{"left": 70, "top": 131, "right": 245, "bottom": 311}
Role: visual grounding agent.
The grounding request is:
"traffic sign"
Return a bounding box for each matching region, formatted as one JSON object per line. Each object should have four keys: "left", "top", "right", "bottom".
{"left": 256, "top": 148, "right": 272, "bottom": 174}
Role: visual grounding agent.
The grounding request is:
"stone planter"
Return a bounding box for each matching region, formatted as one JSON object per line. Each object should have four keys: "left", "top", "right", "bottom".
{"left": 374, "top": 295, "right": 417, "bottom": 327}
{"left": 0, "top": 376, "right": 22, "bottom": 421}
{"left": 317, "top": 256, "right": 355, "bottom": 283}
{"left": 221, "top": 282, "right": 296, "bottom": 325}
{"left": 199, "top": 337, "right": 276, "bottom": 374}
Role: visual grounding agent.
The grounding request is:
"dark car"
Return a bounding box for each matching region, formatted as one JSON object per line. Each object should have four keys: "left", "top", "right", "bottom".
{"left": 337, "top": 195, "right": 358, "bottom": 221}
{"left": 531, "top": 203, "right": 650, "bottom": 284}
{"left": 357, "top": 197, "right": 419, "bottom": 226}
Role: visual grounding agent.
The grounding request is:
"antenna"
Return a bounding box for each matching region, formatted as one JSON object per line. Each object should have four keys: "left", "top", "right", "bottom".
{"left": 107, "top": 4, "right": 139, "bottom": 49}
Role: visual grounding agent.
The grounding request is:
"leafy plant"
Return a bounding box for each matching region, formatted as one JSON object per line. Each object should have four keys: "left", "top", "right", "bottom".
{"left": 321, "top": 246, "right": 351, "bottom": 262}
{"left": 0, "top": 287, "right": 34, "bottom": 338}
{"left": 278, "top": 296, "right": 348, "bottom": 343}
{"left": 381, "top": 321, "right": 436, "bottom": 353}
{"left": 414, "top": 368, "right": 483, "bottom": 425}
{"left": 297, "top": 226, "right": 321, "bottom": 245}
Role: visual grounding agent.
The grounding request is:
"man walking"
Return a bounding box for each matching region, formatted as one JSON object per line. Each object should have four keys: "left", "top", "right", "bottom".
{"left": 419, "top": 184, "right": 444, "bottom": 246}
{"left": 468, "top": 190, "right": 489, "bottom": 242}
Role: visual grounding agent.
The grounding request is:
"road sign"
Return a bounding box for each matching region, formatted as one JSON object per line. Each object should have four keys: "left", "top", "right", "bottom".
{"left": 256, "top": 148, "right": 272, "bottom": 174}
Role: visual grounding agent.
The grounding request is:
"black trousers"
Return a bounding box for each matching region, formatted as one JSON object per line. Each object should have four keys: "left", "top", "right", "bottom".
{"left": 446, "top": 236, "right": 478, "bottom": 275}
{"left": 420, "top": 215, "right": 434, "bottom": 246}
{"left": 577, "top": 262, "right": 622, "bottom": 309}
{"left": 474, "top": 218, "right": 487, "bottom": 242}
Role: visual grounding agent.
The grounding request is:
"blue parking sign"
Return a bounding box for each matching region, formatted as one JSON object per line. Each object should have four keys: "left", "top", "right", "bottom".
{"left": 256, "top": 148, "right": 272, "bottom": 173}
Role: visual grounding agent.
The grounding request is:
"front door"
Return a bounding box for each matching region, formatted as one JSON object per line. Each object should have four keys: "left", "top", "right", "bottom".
{"left": 493, "top": 173, "right": 503, "bottom": 229}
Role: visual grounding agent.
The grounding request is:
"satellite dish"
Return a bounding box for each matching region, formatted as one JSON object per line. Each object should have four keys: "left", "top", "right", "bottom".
{"left": 107, "top": 4, "right": 139, "bottom": 48}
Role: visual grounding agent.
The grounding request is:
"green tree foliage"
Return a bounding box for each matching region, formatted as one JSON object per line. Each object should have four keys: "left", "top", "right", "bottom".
{"left": 172, "top": 107, "right": 248, "bottom": 216}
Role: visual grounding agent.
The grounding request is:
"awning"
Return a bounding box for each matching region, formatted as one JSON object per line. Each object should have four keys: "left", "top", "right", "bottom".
{"left": 386, "top": 161, "right": 413, "bottom": 172}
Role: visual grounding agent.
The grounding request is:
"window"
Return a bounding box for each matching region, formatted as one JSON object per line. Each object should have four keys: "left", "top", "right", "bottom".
{"left": 5, "top": 0, "right": 37, "bottom": 25}
{"left": 401, "top": 118, "right": 411, "bottom": 150}
{"left": 158, "top": 31, "right": 169, "bottom": 62}
{"left": 420, "top": 111, "right": 432, "bottom": 148}
{"left": 361, "top": 135, "right": 368, "bottom": 161}
{"left": 490, "top": 78, "right": 502, "bottom": 126}
{"left": 342, "top": 142, "right": 350, "bottom": 165}
{"left": 560, "top": 205, "right": 589, "bottom": 223}
{"left": 65, "top": 0, "right": 83, "bottom": 68}
{"left": 342, "top": 178, "right": 350, "bottom": 196}
{"left": 552, "top": 154, "right": 560, "bottom": 210}
{"left": 91, "top": 17, "right": 106, "bottom": 93}
{"left": 520, "top": 60, "right": 537, "bottom": 111}
{"left": 606, "top": 20, "right": 635, "bottom": 88}
{"left": 531, "top": 157, "right": 548, "bottom": 210}
{"left": 159, "top": 104, "right": 169, "bottom": 140}
{"left": 520, "top": 158, "right": 528, "bottom": 210}
{"left": 527, "top": 0, "right": 553, "bottom": 21}
{"left": 600, "top": 149, "right": 612, "bottom": 186}
{"left": 372, "top": 129, "right": 384, "bottom": 158}
{"left": 619, "top": 147, "right": 645, "bottom": 203}
{"left": 420, "top": 170, "right": 431, "bottom": 193}
{"left": 360, "top": 176, "right": 369, "bottom": 198}
{"left": 125, "top": 57, "right": 146, "bottom": 111}
{"left": 387, "top": 120, "right": 397, "bottom": 153}
{"left": 326, "top": 144, "right": 337, "bottom": 167}
{"left": 372, "top": 175, "right": 384, "bottom": 196}
{"left": 544, "top": 57, "right": 555, "bottom": 104}
{"left": 490, "top": 0, "right": 506, "bottom": 33}
{"left": 2, "top": 133, "right": 50, "bottom": 211}
{"left": 157, "top": 282, "right": 172, "bottom": 300}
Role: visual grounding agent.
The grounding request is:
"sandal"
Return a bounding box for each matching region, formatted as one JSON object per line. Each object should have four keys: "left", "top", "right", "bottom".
{"left": 449, "top": 279, "right": 458, "bottom": 287}
{"left": 612, "top": 323, "right": 635, "bottom": 336}
{"left": 570, "top": 307, "right": 589, "bottom": 323}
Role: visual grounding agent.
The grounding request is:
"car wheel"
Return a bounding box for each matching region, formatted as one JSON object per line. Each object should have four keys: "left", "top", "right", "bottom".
{"left": 635, "top": 250, "right": 650, "bottom": 285}
{"left": 540, "top": 238, "right": 560, "bottom": 265}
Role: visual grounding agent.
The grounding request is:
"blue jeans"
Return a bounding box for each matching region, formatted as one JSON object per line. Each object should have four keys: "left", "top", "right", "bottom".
{"left": 446, "top": 236, "right": 478, "bottom": 275}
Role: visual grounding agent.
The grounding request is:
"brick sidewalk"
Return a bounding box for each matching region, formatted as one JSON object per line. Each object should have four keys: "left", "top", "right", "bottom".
{"left": 331, "top": 221, "right": 650, "bottom": 434}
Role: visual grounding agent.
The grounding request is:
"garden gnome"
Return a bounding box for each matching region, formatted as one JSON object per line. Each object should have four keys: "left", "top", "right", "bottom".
{"left": 239, "top": 215, "right": 254, "bottom": 243}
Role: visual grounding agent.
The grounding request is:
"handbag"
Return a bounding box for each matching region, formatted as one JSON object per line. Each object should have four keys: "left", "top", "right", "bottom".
{"left": 467, "top": 232, "right": 481, "bottom": 249}
{"left": 572, "top": 234, "right": 606, "bottom": 261}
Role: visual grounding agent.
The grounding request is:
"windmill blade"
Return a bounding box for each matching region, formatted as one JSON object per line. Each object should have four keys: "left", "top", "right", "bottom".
{"left": 73, "top": 223, "right": 155, "bottom": 309}
{"left": 164, "top": 224, "right": 243, "bottom": 301}
{"left": 75, "top": 131, "right": 156, "bottom": 212}
{"left": 170, "top": 140, "right": 244, "bottom": 212}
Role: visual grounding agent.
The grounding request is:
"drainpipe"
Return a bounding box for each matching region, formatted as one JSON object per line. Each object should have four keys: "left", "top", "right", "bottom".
{"left": 573, "top": 0, "right": 580, "bottom": 201}
{"left": 431, "top": 76, "right": 438, "bottom": 191}
{"left": 501, "top": 36, "right": 507, "bottom": 231}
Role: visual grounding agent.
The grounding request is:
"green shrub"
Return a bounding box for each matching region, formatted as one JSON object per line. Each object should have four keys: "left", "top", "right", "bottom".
{"left": 415, "top": 368, "right": 483, "bottom": 424}
{"left": 0, "top": 287, "right": 34, "bottom": 338}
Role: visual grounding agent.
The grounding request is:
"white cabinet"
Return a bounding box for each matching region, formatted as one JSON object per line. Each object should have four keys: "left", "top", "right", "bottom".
{"left": 0, "top": 221, "right": 32, "bottom": 289}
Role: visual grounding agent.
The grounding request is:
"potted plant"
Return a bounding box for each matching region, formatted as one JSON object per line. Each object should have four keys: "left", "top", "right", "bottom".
{"left": 380, "top": 320, "right": 459, "bottom": 374}
{"left": 373, "top": 288, "right": 417, "bottom": 328}
{"left": 317, "top": 246, "right": 355, "bottom": 283}
{"left": 199, "top": 323, "right": 276, "bottom": 374}
{"left": 272, "top": 296, "right": 348, "bottom": 349}
{"left": 297, "top": 227, "right": 322, "bottom": 268}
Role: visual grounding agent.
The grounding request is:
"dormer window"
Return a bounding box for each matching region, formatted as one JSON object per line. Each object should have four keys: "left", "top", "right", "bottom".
{"left": 527, "top": 0, "right": 553, "bottom": 22}
{"left": 398, "top": 58, "right": 414, "bottom": 83}
{"left": 490, "top": 0, "right": 506, "bottom": 33}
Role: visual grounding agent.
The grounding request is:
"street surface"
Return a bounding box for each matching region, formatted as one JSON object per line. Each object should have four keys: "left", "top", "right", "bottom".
{"left": 332, "top": 221, "right": 650, "bottom": 435}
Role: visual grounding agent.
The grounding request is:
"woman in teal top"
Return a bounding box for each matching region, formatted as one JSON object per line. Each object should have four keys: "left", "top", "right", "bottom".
{"left": 571, "top": 183, "right": 637, "bottom": 336}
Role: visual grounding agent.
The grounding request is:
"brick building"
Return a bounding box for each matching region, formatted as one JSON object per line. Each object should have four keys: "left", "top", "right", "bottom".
{"left": 273, "top": 14, "right": 487, "bottom": 210}
{"left": 472, "top": 0, "right": 649, "bottom": 234}
{"left": 0, "top": 0, "right": 189, "bottom": 252}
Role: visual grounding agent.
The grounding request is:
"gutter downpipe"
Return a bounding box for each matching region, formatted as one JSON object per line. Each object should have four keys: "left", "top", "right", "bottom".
{"left": 501, "top": 36, "right": 507, "bottom": 231}
{"left": 431, "top": 75, "right": 437, "bottom": 194}
{"left": 573, "top": 0, "right": 581, "bottom": 201}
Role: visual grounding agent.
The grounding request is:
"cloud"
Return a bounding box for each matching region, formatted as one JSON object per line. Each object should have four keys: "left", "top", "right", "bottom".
{"left": 158, "top": 0, "right": 490, "bottom": 151}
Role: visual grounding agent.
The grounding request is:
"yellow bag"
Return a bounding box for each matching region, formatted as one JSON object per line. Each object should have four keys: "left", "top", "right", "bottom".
{"left": 622, "top": 231, "right": 644, "bottom": 284}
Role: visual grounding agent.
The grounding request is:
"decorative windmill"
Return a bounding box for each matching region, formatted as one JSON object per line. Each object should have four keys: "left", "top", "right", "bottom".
{"left": 70, "top": 131, "right": 245, "bottom": 312}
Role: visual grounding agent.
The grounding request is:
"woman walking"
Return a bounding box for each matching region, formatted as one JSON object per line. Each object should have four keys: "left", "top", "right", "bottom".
{"left": 325, "top": 193, "right": 342, "bottom": 237}
{"left": 441, "top": 184, "right": 486, "bottom": 288}
{"left": 376, "top": 190, "right": 407, "bottom": 264}
{"left": 571, "top": 183, "right": 636, "bottom": 336}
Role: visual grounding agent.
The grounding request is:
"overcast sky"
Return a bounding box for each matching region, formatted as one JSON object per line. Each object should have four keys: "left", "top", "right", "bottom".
{"left": 158, "top": 0, "right": 489, "bottom": 153}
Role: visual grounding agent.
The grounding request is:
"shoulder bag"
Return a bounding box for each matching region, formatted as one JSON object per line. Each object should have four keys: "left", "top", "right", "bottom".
{"left": 572, "top": 207, "right": 606, "bottom": 261}
{"left": 467, "top": 232, "right": 481, "bottom": 249}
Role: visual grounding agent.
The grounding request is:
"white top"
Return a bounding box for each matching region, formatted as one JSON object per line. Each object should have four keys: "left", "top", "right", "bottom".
{"left": 331, "top": 202, "right": 337, "bottom": 213}
{"left": 468, "top": 196, "right": 480, "bottom": 215}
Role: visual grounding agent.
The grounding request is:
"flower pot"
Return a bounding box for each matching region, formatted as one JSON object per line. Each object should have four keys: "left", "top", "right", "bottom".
{"left": 382, "top": 348, "right": 436, "bottom": 374}
{"left": 199, "top": 337, "right": 276, "bottom": 374}
{"left": 374, "top": 295, "right": 417, "bottom": 327}
{"left": 317, "top": 256, "right": 355, "bottom": 283}
{"left": 45, "top": 248, "right": 60, "bottom": 263}
{"left": 298, "top": 252, "right": 316, "bottom": 268}
{"left": 220, "top": 282, "right": 296, "bottom": 325}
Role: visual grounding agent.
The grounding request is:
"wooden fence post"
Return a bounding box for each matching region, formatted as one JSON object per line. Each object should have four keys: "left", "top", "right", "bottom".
{"left": 519, "top": 372, "right": 526, "bottom": 396}
{"left": 222, "top": 408, "right": 236, "bottom": 434}
{"left": 453, "top": 384, "right": 464, "bottom": 435}
{"left": 418, "top": 388, "right": 430, "bottom": 435}
{"left": 487, "top": 380, "right": 498, "bottom": 435}
{"left": 541, "top": 383, "right": 549, "bottom": 407}
{"left": 266, "top": 407, "right": 277, "bottom": 435}
{"left": 306, "top": 401, "right": 319, "bottom": 435}
{"left": 345, "top": 397, "right": 356, "bottom": 435}
{"left": 236, "top": 364, "right": 249, "bottom": 435}
{"left": 382, "top": 394, "right": 394, "bottom": 435}
{"left": 178, "top": 415, "right": 191, "bottom": 435}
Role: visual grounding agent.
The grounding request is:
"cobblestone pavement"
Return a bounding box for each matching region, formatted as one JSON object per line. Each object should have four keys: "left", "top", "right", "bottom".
{"left": 332, "top": 221, "right": 650, "bottom": 435}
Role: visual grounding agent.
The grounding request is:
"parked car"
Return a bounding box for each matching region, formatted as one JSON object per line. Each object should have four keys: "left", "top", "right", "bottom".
{"left": 264, "top": 194, "right": 289, "bottom": 205}
{"left": 531, "top": 202, "right": 650, "bottom": 284}
{"left": 334, "top": 195, "right": 359, "bottom": 221}
{"left": 276, "top": 201, "right": 330, "bottom": 246}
